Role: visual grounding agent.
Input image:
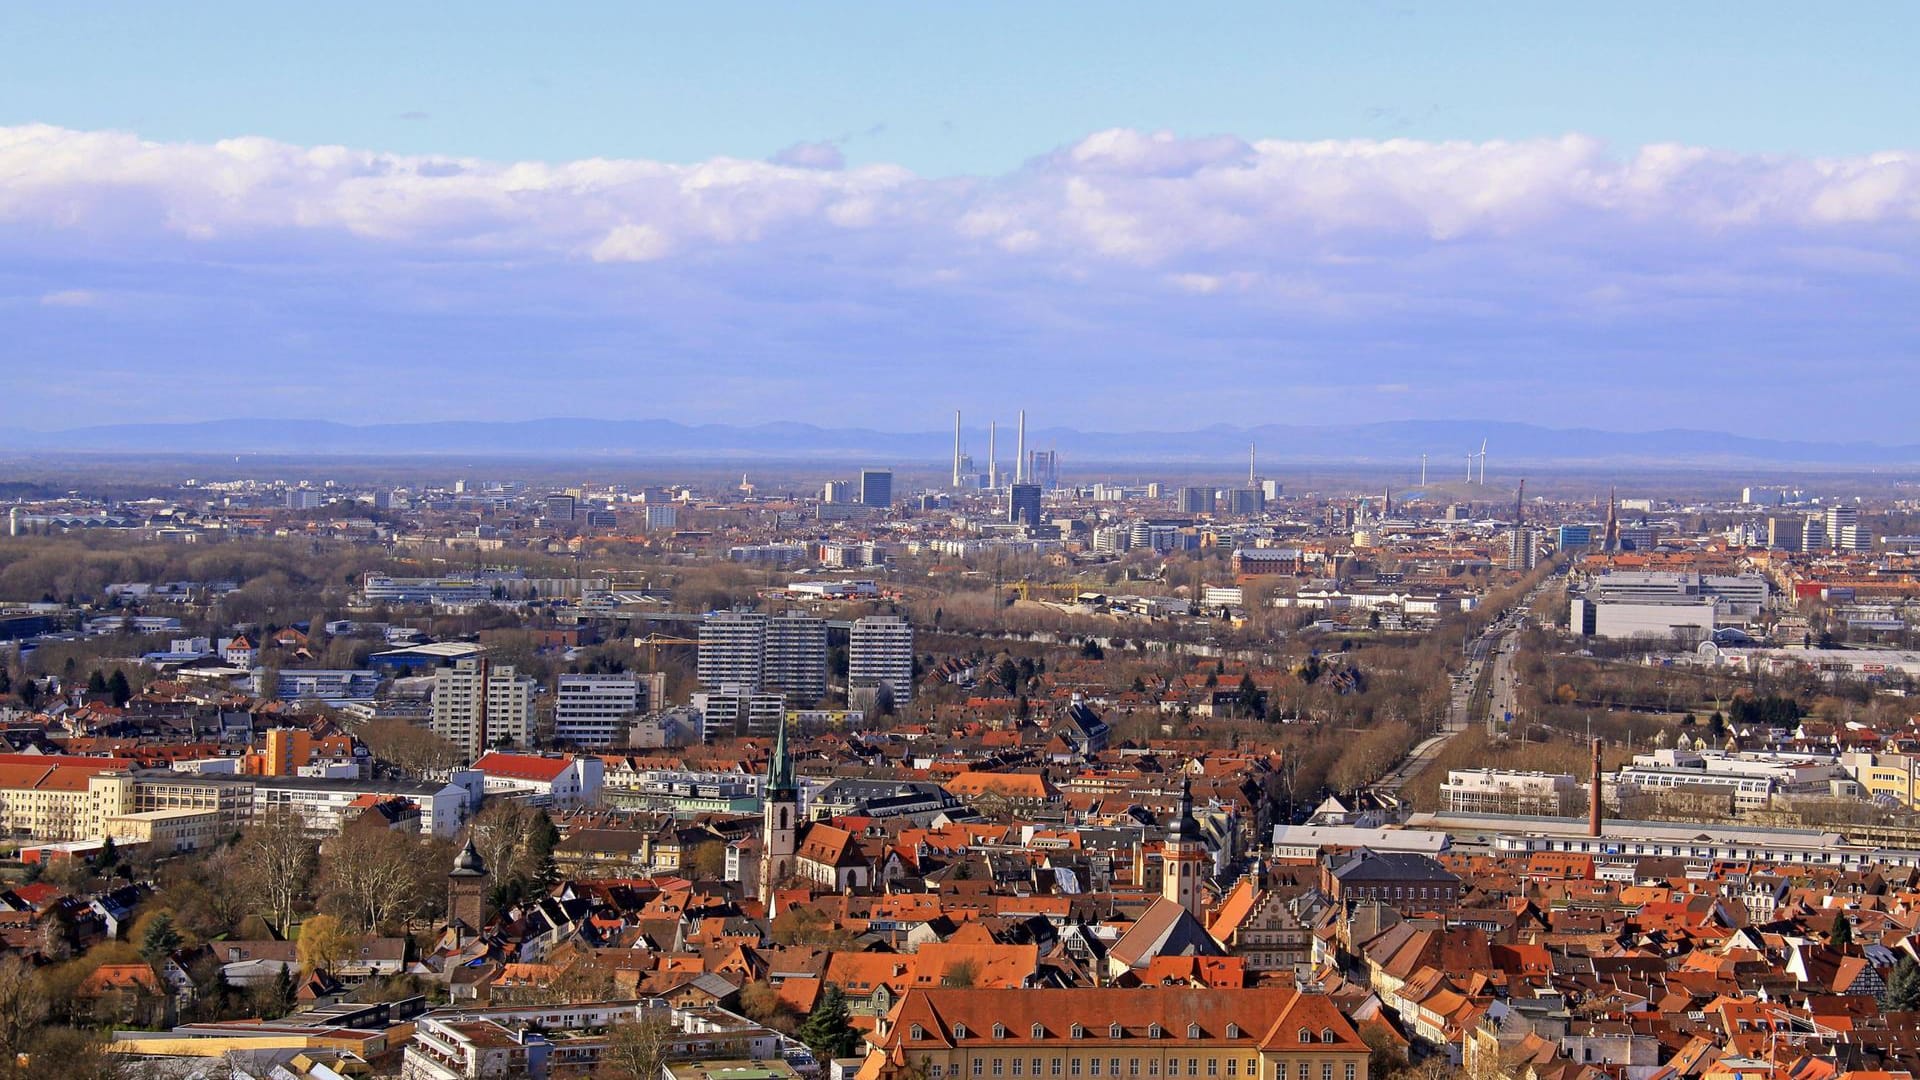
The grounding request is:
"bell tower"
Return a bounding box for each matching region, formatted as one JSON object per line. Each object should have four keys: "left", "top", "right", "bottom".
{"left": 447, "top": 838, "right": 491, "bottom": 930}
{"left": 1161, "top": 775, "right": 1207, "bottom": 919}
{"left": 760, "top": 717, "right": 799, "bottom": 904}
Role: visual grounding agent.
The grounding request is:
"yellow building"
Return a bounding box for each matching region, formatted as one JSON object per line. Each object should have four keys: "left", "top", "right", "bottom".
{"left": 103, "top": 808, "right": 223, "bottom": 855}
{"left": 865, "top": 988, "right": 1368, "bottom": 1080}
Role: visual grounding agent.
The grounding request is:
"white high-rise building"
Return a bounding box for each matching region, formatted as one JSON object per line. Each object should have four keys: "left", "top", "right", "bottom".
{"left": 643, "top": 504, "right": 678, "bottom": 532}
{"left": 763, "top": 611, "right": 828, "bottom": 706}
{"left": 431, "top": 659, "right": 535, "bottom": 759}
{"left": 698, "top": 611, "right": 767, "bottom": 692}
{"left": 1825, "top": 504, "right": 1868, "bottom": 551}
{"left": 1506, "top": 527, "right": 1538, "bottom": 571}
{"left": 849, "top": 615, "right": 915, "bottom": 708}
{"left": 554, "top": 672, "right": 665, "bottom": 748}
{"left": 692, "top": 686, "right": 788, "bottom": 740}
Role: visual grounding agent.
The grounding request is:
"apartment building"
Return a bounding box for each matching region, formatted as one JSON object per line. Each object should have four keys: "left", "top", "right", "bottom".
{"left": 553, "top": 672, "right": 665, "bottom": 748}
{"left": 850, "top": 615, "right": 915, "bottom": 707}
{"left": 432, "top": 659, "right": 536, "bottom": 759}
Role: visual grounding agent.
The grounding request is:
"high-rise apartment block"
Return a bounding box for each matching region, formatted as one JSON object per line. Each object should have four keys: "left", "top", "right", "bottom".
{"left": 643, "top": 504, "right": 678, "bottom": 532}
{"left": 696, "top": 610, "right": 827, "bottom": 706}
{"left": 431, "top": 659, "right": 535, "bottom": 759}
{"left": 1507, "top": 527, "right": 1538, "bottom": 571}
{"left": 1179, "top": 486, "right": 1217, "bottom": 515}
{"left": 850, "top": 615, "right": 914, "bottom": 707}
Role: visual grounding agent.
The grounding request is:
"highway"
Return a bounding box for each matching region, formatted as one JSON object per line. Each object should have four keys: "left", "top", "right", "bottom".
{"left": 1370, "top": 575, "right": 1553, "bottom": 808}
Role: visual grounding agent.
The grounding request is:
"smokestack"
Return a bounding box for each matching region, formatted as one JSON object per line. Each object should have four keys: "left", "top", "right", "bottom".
{"left": 953, "top": 411, "right": 963, "bottom": 490}
{"left": 988, "top": 422, "right": 998, "bottom": 489}
{"left": 1588, "top": 738, "right": 1603, "bottom": 838}
{"left": 1515, "top": 478, "right": 1525, "bottom": 525}
{"left": 1248, "top": 440, "right": 1257, "bottom": 488}
{"left": 1016, "top": 410, "right": 1027, "bottom": 484}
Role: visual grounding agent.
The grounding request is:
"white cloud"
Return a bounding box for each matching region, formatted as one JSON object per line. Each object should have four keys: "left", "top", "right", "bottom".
{"left": 38, "top": 288, "right": 99, "bottom": 307}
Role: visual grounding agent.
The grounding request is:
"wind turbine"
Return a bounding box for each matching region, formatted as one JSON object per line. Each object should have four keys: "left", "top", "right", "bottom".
{"left": 1476, "top": 439, "right": 1488, "bottom": 485}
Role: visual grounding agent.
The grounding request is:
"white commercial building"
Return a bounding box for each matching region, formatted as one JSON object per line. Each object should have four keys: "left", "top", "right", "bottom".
{"left": 1440, "top": 769, "right": 1579, "bottom": 816}
{"left": 553, "top": 672, "right": 664, "bottom": 749}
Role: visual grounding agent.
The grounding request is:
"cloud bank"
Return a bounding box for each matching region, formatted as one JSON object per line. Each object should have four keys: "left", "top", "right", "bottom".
{"left": 2, "top": 123, "right": 1917, "bottom": 430}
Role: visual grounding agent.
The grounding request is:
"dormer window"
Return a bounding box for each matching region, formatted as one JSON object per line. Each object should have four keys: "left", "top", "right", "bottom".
{"left": 1033, "top": 1024, "right": 1046, "bottom": 1039}
{"left": 1110, "top": 1024, "right": 1124, "bottom": 1039}
{"left": 912, "top": 1025, "right": 926, "bottom": 1041}
{"left": 1149, "top": 1024, "right": 1162, "bottom": 1039}
{"left": 994, "top": 1024, "right": 1008, "bottom": 1039}
{"left": 955, "top": 1024, "right": 969, "bottom": 1039}
{"left": 1071, "top": 1025, "right": 1085, "bottom": 1039}
{"left": 1320, "top": 1030, "right": 1335, "bottom": 1044}
{"left": 1226, "top": 1025, "right": 1240, "bottom": 1040}
{"left": 1298, "top": 1029, "right": 1312, "bottom": 1044}
{"left": 1188, "top": 1024, "right": 1201, "bottom": 1039}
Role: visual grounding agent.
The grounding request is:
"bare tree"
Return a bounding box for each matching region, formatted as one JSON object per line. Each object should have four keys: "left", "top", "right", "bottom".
{"left": 597, "top": 1016, "right": 675, "bottom": 1080}
{"left": 320, "top": 825, "right": 433, "bottom": 932}
{"left": 359, "top": 718, "right": 463, "bottom": 777}
{"left": 238, "top": 807, "right": 318, "bottom": 937}
{"left": 0, "top": 955, "right": 47, "bottom": 1066}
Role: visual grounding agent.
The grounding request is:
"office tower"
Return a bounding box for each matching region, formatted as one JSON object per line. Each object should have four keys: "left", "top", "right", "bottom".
{"left": 763, "top": 611, "right": 828, "bottom": 706}
{"left": 850, "top": 615, "right": 915, "bottom": 707}
{"left": 1825, "top": 504, "right": 1867, "bottom": 551}
{"left": 643, "top": 504, "right": 678, "bottom": 532}
{"left": 1027, "top": 449, "right": 1059, "bottom": 490}
{"left": 1801, "top": 514, "right": 1828, "bottom": 553}
{"left": 1009, "top": 483, "right": 1043, "bottom": 528}
{"left": 554, "top": 672, "right": 662, "bottom": 748}
{"left": 823, "top": 480, "right": 856, "bottom": 504}
{"left": 1766, "top": 516, "right": 1804, "bottom": 551}
{"left": 1260, "top": 479, "right": 1284, "bottom": 500}
{"left": 1507, "top": 527, "right": 1538, "bottom": 571}
{"left": 432, "top": 659, "right": 534, "bottom": 759}
{"left": 1558, "top": 524, "right": 1595, "bottom": 551}
{"left": 1179, "top": 486, "right": 1216, "bottom": 515}
{"left": 1226, "top": 488, "right": 1264, "bottom": 516}
{"left": 545, "top": 494, "right": 577, "bottom": 521}
{"left": 859, "top": 468, "right": 893, "bottom": 509}
{"left": 699, "top": 611, "right": 768, "bottom": 691}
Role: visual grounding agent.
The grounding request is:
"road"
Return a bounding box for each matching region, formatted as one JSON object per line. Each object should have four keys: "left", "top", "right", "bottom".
{"left": 1370, "top": 575, "right": 1554, "bottom": 807}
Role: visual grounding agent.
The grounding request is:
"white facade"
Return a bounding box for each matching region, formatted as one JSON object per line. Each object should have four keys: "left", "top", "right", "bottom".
{"left": 698, "top": 612, "right": 767, "bottom": 691}
{"left": 764, "top": 611, "right": 828, "bottom": 705}
{"left": 431, "top": 660, "right": 535, "bottom": 759}
{"left": 849, "top": 615, "right": 914, "bottom": 706}
{"left": 554, "top": 673, "right": 658, "bottom": 748}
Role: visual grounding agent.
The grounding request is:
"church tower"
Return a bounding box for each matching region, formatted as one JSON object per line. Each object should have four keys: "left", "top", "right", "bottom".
{"left": 447, "top": 838, "right": 491, "bottom": 930}
{"left": 760, "top": 716, "right": 799, "bottom": 904}
{"left": 1161, "top": 775, "right": 1207, "bottom": 919}
{"left": 1602, "top": 484, "right": 1620, "bottom": 553}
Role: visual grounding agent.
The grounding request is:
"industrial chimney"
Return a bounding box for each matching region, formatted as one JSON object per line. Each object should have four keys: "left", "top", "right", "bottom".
{"left": 952, "top": 411, "right": 963, "bottom": 491}
{"left": 1588, "top": 738, "right": 1603, "bottom": 838}
{"left": 1016, "top": 410, "right": 1027, "bottom": 485}
{"left": 988, "top": 422, "right": 998, "bottom": 489}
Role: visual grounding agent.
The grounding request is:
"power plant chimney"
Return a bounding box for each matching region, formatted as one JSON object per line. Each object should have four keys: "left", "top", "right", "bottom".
{"left": 1588, "top": 738, "right": 1603, "bottom": 838}
{"left": 988, "top": 422, "right": 998, "bottom": 489}
{"left": 1016, "top": 410, "right": 1027, "bottom": 484}
{"left": 952, "top": 410, "right": 963, "bottom": 490}
{"left": 1515, "top": 478, "right": 1525, "bottom": 525}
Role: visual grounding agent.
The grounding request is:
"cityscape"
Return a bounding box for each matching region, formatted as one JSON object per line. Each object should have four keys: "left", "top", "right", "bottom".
{"left": 5, "top": 5, "right": 1920, "bottom": 1080}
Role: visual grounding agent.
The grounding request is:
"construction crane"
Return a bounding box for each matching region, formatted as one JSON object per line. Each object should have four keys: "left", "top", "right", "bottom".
{"left": 632, "top": 634, "right": 700, "bottom": 666}
{"left": 1004, "top": 580, "right": 1102, "bottom": 604}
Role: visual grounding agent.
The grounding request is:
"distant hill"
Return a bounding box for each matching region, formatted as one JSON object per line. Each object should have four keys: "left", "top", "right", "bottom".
{"left": 7, "top": 417, "right": 1918, "bottom": 467}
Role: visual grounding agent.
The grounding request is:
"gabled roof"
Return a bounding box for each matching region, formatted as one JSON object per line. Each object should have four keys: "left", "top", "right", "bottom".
{"left": 471, "top": 752, "right": 573, "bottom": 783}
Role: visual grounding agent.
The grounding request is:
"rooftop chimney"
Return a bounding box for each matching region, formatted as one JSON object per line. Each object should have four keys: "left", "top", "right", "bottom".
{"left": 1588, "top": 737, "right": 1603, "bottom": 838}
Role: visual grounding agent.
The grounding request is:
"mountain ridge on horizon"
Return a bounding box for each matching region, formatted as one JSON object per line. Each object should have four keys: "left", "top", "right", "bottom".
{"left": 8, "top": 416, "right": 1918, "bottom": 468}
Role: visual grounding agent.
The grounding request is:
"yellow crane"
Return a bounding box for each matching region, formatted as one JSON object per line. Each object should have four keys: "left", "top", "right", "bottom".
{"left": 632, "top": 634, "right": 701, "bottom": 666}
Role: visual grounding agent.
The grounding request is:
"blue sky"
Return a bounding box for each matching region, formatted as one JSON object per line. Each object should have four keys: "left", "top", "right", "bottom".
{"left": 2, "top": 3, "right": 1918, "bottom": 432}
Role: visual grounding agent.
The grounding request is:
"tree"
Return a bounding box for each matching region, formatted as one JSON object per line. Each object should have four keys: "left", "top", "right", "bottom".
{"left": 1887, "top": 956, "right": 1920, "bottom": 1011}
{"left": 464, "top": 800, "right": 559, "bottom": 909}
{"left": 599, "top": 1016, "right": 674, "bottom": 1080}
{"left": 238, "top": 807, "right": 318, "bottom": 937}
{"left": 798, "top": 982, "right": 859, "bottom": 1060}
{"left": 320, "top": 824, "right": 434, "bottom": 932}
{"left": 686, "top": 840, "right": 727, "bottom": 882}
{"left": 0, "top": 954, "right": 48, "bottom": 1067}
{"left": 939, "top": 958, "right": 979, "bottom": 988}
{"left": 1829, "top": 915, "right": 1853, "bottom": 951}
{"left": 297, "top": 914, "right": 353, "bottom": 975}
{"left": 86, "top": 670, "right": 107, "bottom": 696}
{"left": 107, "top": 669, "right": 131, "bottom": 707}
{"left": 139, "top": 912, "right": 183, "bottom": 962}
{"left": 739, "top": 980, "right": 799, "bottom": 1034}
{"left": 358, "top": 718, "right": 463, "bottom": 777}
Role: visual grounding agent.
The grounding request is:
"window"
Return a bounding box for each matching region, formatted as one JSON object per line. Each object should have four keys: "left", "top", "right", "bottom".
{"left": 1322, "top": 1065, "right": 1332, "bottom": 1080}
{"left": 1012, "top": 1059, "right": 1022, "bottom": 1076}
{"left": 1149, "top": 1026, "right": 1162, "bottom": 1040}
{"left": 1320, "top": 1031, "right": 1335, "bottom": 1045}
{"left": 910, "top": 1026, "right": 925, "bottom": 1041}
{"left": 1188, "top": 1026, "right": 1201, "bottom": 1040}
{"left": 1073, "top": 1026, "right": 1086, "bottom": 1040}
{"left": 1033, "top": 1060, "right": 1043, "bottom": 1077}
{"left": 1225, "top": 1025, "right": 1239, "bottom": 1040}
{"left": 1034, "top": 1025, "right": 1047, "bottom": 1040}
{"left": 1090, "top": 1063, "right": 1100, "bottom": 1078}
{"left": 1189, "top": 1061, "right": 1199, "bottom": 1077}
{"left": 1129, "top": 1062, "right": 1140, "bottom": 1077}
{"left": 1227, "top": 1062, "right": 1238, "bottom": 1077}
{"left": 1073, "top": 1062, "right": 1082, "bottom": 1077}
{"left": 957, "top": 1025, "right": 970, "bottom": 1040}
{"left": 1112, "top": 1025, "right": 1125, "bottom": 1040}
{"left": 1209, "top": 1061, "right": 1219, "bottom": 1076}
{"left": 973, "top": 1063, "right": 983, "bottom": 1078}
{"left": 1054, "top": 1061, "right": 1064, "bottom": 1077}
{"left": 1345, "top": 1065, "right": 1356, "bottom": 1080}
{"left": 1298, "top": 1064, "right": 1310, "bottom": 1080}
{"left": 1298, "top": 1031, "right": 1312, "bottom": 1045}
{"left": 994, "top": 1061, "right": 1004, "bottom": 1077}
{"left": 1149, "top": 1062, "right": 1160, "bottom": 1077}
{"left": 932, "top": 1068, "right": 944, "bottom": 1079}
{"left": 1168, "top": 1063, "right": 1179, "bottom": 1078}
{"left": 996, "top": 1025, "right": 1008, "bottom": 1040}
{"left": 1246, "top": 1062, "right": 1256, "bottom": 1077}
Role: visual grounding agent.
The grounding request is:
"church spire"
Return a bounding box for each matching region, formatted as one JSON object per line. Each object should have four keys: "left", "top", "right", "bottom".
{"left": 767, "top": 714, "right": 795, "bottom": 795}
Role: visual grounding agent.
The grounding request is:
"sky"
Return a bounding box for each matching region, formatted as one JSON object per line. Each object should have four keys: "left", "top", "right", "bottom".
{"left": 3, "top": 2, "right": 1918, "bottom": 433}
